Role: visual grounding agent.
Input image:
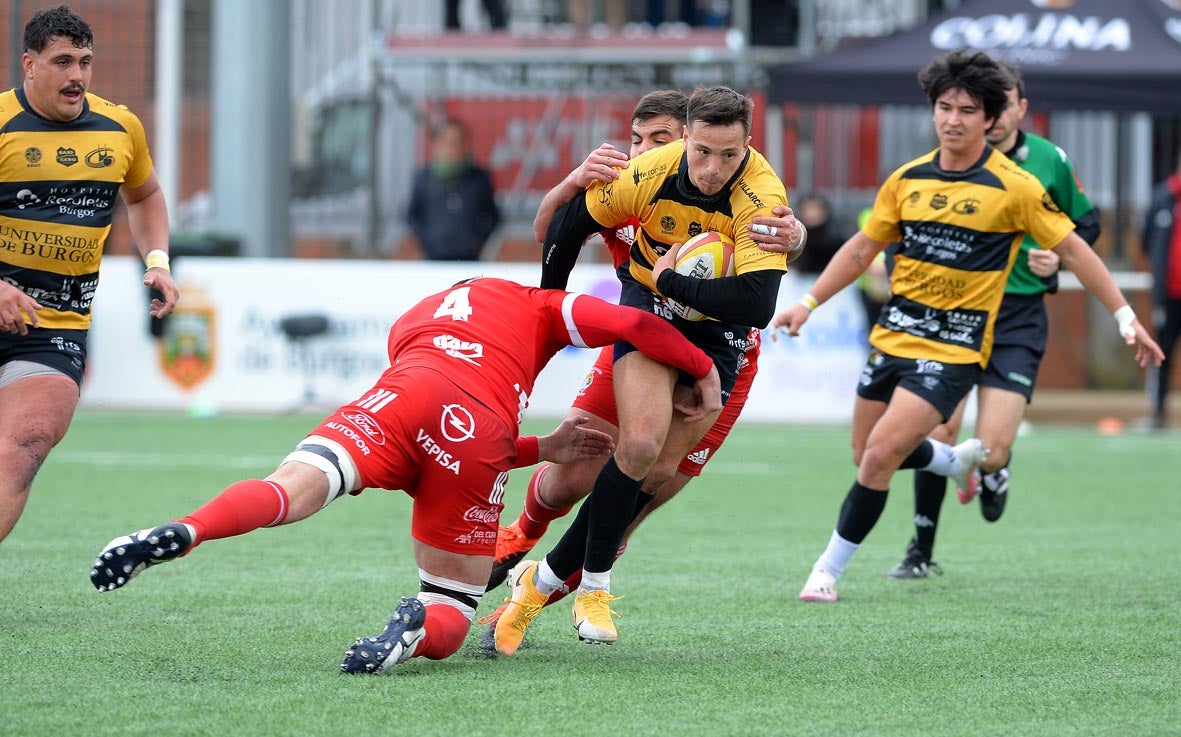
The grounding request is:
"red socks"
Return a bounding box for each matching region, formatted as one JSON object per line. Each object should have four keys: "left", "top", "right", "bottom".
{"left": 414, "top": 604, "right": 471, "bottom": 660}
{"left": 518, "top": 464, "right": 573, "bottom": 539}
{"left": 179, "top": 479, "right": 289, "bottom": 547}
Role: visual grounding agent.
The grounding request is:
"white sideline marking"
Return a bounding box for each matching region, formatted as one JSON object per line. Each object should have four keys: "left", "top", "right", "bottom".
{"left": 55, "top": 450, "right": 276, "bottom": 469}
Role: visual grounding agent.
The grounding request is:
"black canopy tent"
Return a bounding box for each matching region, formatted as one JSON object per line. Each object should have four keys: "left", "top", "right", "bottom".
{"left": 768, "top": 0, "right": 1181, "bottom": 115}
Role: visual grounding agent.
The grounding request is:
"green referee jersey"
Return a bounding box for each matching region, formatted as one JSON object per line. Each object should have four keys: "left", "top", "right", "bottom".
{"left": 1003, "top": 130, "right": 1096, "bottom": 296}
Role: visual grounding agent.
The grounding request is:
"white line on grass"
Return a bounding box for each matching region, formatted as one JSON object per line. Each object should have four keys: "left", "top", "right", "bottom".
{"left": 55, "top": 450, "right": 277, "bottom": 469}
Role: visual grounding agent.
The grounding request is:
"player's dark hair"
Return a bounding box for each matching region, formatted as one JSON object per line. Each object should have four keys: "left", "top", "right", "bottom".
{"left": 917, "top": 49, "right": 1010, "bottom": 124}
{"left": 24, "top": 5, "right": 92, "bottom": 53}
{"left": 996, "top": 60, "right": 1027, "bottom": 100}
{"left": 686, "top": 85, "right": 754, "bottom": 136}
{"left": 632, "top": 90, "right": 688, "bottom": 126}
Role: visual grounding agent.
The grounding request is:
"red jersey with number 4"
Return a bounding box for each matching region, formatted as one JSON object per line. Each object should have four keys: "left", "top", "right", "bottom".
{"left": 387, "top": 277, "right": 713, "bottom": 428}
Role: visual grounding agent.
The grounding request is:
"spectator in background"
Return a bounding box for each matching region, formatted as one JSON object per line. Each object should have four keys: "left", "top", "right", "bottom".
{"left": 567, "top": 0, "right": 628, "bottom": 34}
{"left": 446, "top": 0, "right": 508, "bottom": 31}
{"left": 1142, "top": 153, "right": 1181, "bottom": 429}
{"left": 791, "top": 194, "right": 845, "bottom": 274}
{"left": 406, "top": 118, "right": 501, "bottom": 261}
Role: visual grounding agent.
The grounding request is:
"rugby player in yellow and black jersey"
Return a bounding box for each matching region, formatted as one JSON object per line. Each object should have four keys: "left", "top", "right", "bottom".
{"left": 497, "top": 86, "right": 790, "bottom": 648}
{"left": 0, "top": 6, "right": 178, "bottom": 545}
{"left": 770, "top": 50, "right": 1161, "bottom": 604}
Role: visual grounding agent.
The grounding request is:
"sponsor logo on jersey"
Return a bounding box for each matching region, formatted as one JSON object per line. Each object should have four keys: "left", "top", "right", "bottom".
{"left": 453, "top": 528, "right": 496, "bottom": 546}
{"left": 415, "top": 427, "right": 461, "bottom": 473}
{"left": 737, "top": 179, "right": 765, "bottom": 209}
{"left": 688, "top": 221, "right": 703, "bottom": 237}
{"left": 598, "top": 180, "right": 613, "bottom": 205}
{"left": 952, "top": 198, "right": 980, "bottom": 215}
{"left": 463, "top": 506, "right": 499, "bottom": 524}
{"left": 915, "top": 359, "right": 945, "bottom": 375}
{"left": 433, "top": 334, "right": 484, "bottom": 365}
{"left": 440, "top": 403, "right": 476, "bottom": 443}
{"left": 632, "top": 163, "right": 668, "bottom": 186}
{"left": 686, "top": 448, "right": 710, "bottom": 465}
{"left": 15, "top": 189, "right": 41, "bottom": 209}
{"left": 1041, "top": 193, "right": 1061, "bottom": 212}
{"left": 24, "top": 147, "right": 41, "bottom": 166}
{"left": 56, "top": 147, "right": 78, "bottom": 167}
{"left": 614, "top": 224, "right": 637, "bottom": 246}
{"left": 328, "top": 421, "right": 372, "bottom": 456}
{"left": 929, "top": 193, "right": 948, "bottom": 210}
{"left": 85, "top": 146, "right": 115, "bottom": 168}
{"left": 342, "top": 410, "right": 386, "bottom": 446}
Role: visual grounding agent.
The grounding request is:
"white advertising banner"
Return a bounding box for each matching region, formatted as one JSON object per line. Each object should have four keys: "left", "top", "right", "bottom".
{"left": 82, "top": 257, "right": 869, "bottom": 423}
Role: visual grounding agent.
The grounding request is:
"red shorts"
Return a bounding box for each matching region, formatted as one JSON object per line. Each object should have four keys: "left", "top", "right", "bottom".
{"left": 571, "top": 337, "right": 759, "bottom": 478}
{"left": 307, "top": 367, "right": 515, "bottom": 556}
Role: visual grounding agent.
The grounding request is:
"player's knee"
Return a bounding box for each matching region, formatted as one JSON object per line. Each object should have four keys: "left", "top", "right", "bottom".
{"left": 614, "top": 437, "right": 661, "bottom": 478}
{"left": 545, "top": 461, "right": 601, "bottom": 508}
{"left": 6, "top": 428, "right": 59, "bottom": 489}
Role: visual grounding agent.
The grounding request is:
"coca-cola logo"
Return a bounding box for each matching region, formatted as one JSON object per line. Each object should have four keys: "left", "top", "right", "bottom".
{"left": 463, "top": 506, "right": 499, "bottom": 524}
{"left": 342, "top": 410, "right": 386, "bottom": 446}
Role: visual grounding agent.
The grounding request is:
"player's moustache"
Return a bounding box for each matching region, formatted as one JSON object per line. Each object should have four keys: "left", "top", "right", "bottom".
{"left": 62, "top": 84, "right": 84, "bottom": 94}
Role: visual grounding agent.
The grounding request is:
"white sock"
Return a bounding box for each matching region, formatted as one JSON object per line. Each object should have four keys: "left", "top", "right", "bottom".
{"left": 580, "top": 569, "right": 611, "bottom": 592}
{"left": 534, "top": 558, "right": 565, "bottom": 596}
{"left": 815, "top": 530, "right": 859, "bottom": 580}
{"left": 921, "top": 439, "right": 958, "bottom": 476}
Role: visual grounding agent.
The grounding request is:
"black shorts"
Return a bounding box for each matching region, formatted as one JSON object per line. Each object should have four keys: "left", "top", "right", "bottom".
{"left": 0, "top": 327, "right": 88, "bottom": 388}
{"left": 856, "top": 350, "right": 980, "bottom": 422}
{"left": 613, "top": 265, "right": 745, "bottom": 403}
{"left": 980, "top": 294, "right": 1047, "bottom": 402}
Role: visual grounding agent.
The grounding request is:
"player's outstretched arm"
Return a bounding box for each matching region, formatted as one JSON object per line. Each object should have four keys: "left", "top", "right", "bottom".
{"left": 534, "top": 415, "right": 616, "bottom": 464}
{"left": 771, "top": 230, "right": 887, "bottom": 337}
{"left": 1055, "top": 233, "right": 1163, "bottom": 368}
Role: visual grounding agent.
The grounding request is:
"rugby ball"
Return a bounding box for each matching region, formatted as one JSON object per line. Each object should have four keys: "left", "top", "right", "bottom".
{"left": 668, "top": 231, "right": 735, "bottom": 321}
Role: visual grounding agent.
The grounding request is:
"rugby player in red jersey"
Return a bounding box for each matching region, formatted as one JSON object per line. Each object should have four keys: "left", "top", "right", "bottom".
{"left": 89, "top": 277, "right": 720, "bottom": 675}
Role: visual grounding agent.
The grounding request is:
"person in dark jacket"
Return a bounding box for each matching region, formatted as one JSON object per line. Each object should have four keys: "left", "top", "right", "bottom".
{"left": 1141, "top": 154, "right": 1181, "bottom": 429}
{"left": 406, "top": 118, "right": 501, "bottom": 261}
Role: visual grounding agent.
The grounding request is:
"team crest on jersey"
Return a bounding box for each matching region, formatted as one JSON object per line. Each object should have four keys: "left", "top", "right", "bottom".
{"left": 578, "top": 365, "right": 603, "bottom": 396}
{"left": 1041, "top": 193, "right": 1061, "bottom": 212}
{"left": 908, "top": 191, "right": 921, "bottom": 206}
{"left": 85, "top": 147, "right": 115, "bottom": 168}
{"left": 688, "top": 221, "right": 703, "bottom": 237}
{"left": 952, "top": 198, "right": 980, "bottom": 215}
{"left": 24, "top": 147, "right": 41, "bottom": 166}
{"left": 159, "top": 286, "right": 216, "bottom": 391}
{"left": 929, "top": 193, "right": 948, "bottom": 210}
{"left": 660, "top": 215, "right": 676, "bottom": 234}
{"left": 56, "top": 147, "right": 78, "bottom": 167}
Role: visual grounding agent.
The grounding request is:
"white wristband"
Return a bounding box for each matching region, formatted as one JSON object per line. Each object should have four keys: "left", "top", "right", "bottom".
{"left": 794, "top": 222, "right": 808, "bottom": 252}
{"left": 1113, "top": 305, "right": 1136, "bottom": 340}
{"left": 144, "top": 249, "right": 171, "bottom": 272}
